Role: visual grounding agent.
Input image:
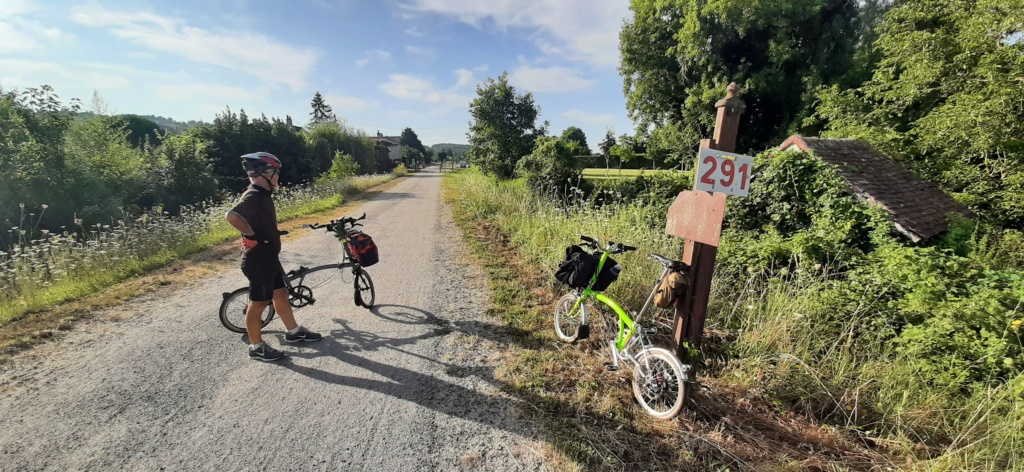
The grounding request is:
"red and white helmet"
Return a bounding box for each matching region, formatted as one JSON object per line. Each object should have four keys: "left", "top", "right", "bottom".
{"left": 241, "top": 152, "right": 282, "bottom": 173}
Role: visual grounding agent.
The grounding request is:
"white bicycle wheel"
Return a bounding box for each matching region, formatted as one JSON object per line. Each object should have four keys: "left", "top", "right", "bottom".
{"left": 632, "top": 347, "right": 688, "bottom": 420}
{"left": 554, "top": 292, "right": 586, "bottom": 343}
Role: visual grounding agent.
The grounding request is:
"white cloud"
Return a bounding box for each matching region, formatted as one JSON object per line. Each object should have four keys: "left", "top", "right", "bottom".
{"left": 0, "top": 58, "right": 133, "bottom": 91}
{"left": 0, "top": 0, "right": 35, "bottom": 19}
{"left": 75, "top": 62, "right": 186, "bottom": 80}
{"left": 356, "top": 49, "right": 392, "bottom": 67}
{"left": 454, "top": 68, "right": 475, "bottom": 89}
{"left": 379, "top": 74, "right": 473, "bottom": 109}
{"left": 510, "top": 65, "right": 593, "bottom": 93}
{"left": 325, "top": 94, "right": 378, "bottom": 112}
{"left": 402, "top": 0, "right": 629, "bottom": 68}
{"left": 562, "top": 108, "right": 616, "bottom": 126}
{"left": 149, "top": 83, "right": 267, "bottom": 101}
{"left": 405, "top": 45, "right": 437, "bottom": 60}
{"left": 405, "top": 26, "right": 424, "bottom": 37}
{"left": 71, "top": 5, "right": 319, "bottom": 91}
{"left": 0, "top": 2, "right": 73, "bottom": 54}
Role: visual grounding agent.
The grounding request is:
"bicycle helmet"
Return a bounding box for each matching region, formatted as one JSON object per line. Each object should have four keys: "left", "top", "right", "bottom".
{"left": 241, "top": 152, "right": 282, "bottom": 173}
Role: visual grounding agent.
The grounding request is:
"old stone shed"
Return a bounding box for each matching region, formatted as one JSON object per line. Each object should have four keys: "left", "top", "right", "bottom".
{"left": 779, "top": 135, "right": 973, "bottom": 242}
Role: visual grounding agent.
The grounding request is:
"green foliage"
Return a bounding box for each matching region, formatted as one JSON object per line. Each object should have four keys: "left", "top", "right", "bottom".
{"left": 558, "top": 126, "right": 591, "bottom": 156}
{"left": 148, "top": 132, "right": 220, "bottom": 214}
{"left": 621, "top": 0, "right": 866, "bottom": 153}
{"left": 644, "top": 122, "right": 691, "bottom": 169}
{"left": 400, "top": 127, "right": 426, "bottom": 155}
{"left": 515, "top": 137, "right": 582, "bottom": 193}
{"left": 467, "top": 72, "right": 547, "bottom": 179}
{"left": 589, "top": 171, "right": 692, "bottom": 207}
{"left": 116, "top": 115, "right": 163, "bottom": 148}
{"left": 319, "top": 151, "right": 359, "bottom": 181}
{"left": 401, "top": 146, "right": 423, "bottom": 166}
{"left": 816, "top": 0, "right": 1024, "bottom": 229}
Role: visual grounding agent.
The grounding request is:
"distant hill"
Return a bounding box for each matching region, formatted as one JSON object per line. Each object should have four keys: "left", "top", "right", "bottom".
{"left": 430, "top": 143, "right": 471, "bottom": 157}
{"left": 77, "top": 112, "right": 205, "bottom": 134}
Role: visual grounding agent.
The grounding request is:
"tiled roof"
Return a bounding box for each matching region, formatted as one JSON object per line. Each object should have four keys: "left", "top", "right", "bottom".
{"left": 779, "top": 135, "right": 973, "bottom": 242}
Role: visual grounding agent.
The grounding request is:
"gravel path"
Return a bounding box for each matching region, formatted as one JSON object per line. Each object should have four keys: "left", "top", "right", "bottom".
{"left": 0, "top": 168, "right": 548, "bottom": 471}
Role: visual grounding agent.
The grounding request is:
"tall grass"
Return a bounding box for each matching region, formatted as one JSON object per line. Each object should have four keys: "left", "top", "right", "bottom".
{"left": 447, "top": 169, "right": 1023, "bottom": 471}
{"left": 0, "top": 173, "right": 396, "bottom": 324}
{"left": 453, "top": 170, "right": 686, "bottom": 328}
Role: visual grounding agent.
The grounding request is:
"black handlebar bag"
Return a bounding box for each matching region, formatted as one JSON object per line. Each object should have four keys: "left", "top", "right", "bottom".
{"left": 593, "top": 256, "right": 620, "bottom": 291}
{"left": 554, "top": 245, "right": 598, "bottom": 288}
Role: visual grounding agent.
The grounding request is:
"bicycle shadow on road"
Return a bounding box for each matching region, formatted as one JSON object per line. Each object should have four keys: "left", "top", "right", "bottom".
{"left": 277, "top": 333, "right": 533, "bottom": 436}
{"left": 364, "top": 304, "right": 547, "bottom": 350}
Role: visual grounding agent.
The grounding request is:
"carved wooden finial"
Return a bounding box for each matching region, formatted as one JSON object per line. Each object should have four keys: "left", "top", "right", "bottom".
{"left": 716, "top": 83, "right": 746, "bottom": 115}
{"left": 726, "top": 82, "right": 738, "bottom": 99}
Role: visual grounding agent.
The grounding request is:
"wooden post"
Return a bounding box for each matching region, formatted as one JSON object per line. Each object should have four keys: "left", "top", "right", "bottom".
{"left": 670, "top": 83, "right": 745, "bottom": 360}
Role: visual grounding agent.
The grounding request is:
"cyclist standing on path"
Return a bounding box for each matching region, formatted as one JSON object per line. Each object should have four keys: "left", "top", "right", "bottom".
{"left": 225, "top": 152, "right": 322, "bottom": 361}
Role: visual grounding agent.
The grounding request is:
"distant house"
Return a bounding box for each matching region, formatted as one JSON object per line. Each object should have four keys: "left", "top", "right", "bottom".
{"left": 779, "top": 135, "right": 972, "bottom": 242}
{"left": 376, "top": 131, "right": 403, "bottom": 162}
{"left": 284, "top": 116, "right": 303, "bottom": 132}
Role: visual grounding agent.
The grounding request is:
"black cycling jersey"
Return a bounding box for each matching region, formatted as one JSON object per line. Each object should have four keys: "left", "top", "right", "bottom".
{"left": 229, "top": 184, "right": 281, "bottom": 255}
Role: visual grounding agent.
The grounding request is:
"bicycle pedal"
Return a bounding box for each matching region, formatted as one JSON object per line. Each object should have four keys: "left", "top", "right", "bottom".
{"left": 577, "top": 324, "right": 590, "bottom": 340}
{"left": 641, "top": 327, "right": 658, "bottom": 335}
{"left": 603, "top": 362, "right": 620, "bottom": 372}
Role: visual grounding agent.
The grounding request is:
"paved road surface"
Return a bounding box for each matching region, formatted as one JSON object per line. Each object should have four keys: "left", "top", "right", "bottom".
{"left": 0, "top": 168, "right": 546, "bottom": 471}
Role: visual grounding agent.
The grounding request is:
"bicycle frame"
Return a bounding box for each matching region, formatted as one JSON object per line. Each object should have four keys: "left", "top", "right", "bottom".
{"left": 568, "top": 252, "right": 674, "bottom": 366}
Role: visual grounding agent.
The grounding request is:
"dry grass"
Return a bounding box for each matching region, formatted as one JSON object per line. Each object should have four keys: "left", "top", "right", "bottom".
{"left": 444, "top": 178, "right": 899, "bottom": 472}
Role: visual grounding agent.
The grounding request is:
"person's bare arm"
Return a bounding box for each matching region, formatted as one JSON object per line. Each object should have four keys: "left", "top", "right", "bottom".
{"left": 225, "top": 211, "right": 255, "bottom": 236}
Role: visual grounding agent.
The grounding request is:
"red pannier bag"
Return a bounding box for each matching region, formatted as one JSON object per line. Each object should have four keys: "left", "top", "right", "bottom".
{"left": 346, "top": 232, "right": 379, "bottom": 267}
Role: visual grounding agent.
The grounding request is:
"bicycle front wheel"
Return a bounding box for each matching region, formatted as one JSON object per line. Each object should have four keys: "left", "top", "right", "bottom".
{"left": 632, "top": 347, "right": 688, "bottom": 420}
{"left": 554, "top": 292, "right": 586, "bottom": 343}
{"left": 219, "top": 287, "right": 275, "bottom": 334}
{"left": 354, "top": 269, "right": 375, "bottom": 308}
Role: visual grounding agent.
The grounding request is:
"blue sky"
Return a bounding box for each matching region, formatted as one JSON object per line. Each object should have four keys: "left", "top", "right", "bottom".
{"left": 1, "top": 0, "right": 634, "bottom": 146}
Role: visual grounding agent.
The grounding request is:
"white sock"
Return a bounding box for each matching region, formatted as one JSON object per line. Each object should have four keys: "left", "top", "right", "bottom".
{"left": 287, "top": 326, "right": 302, "bottom": 335}
{"left": 249, "top": 342, "right": 263, "bottom": 350}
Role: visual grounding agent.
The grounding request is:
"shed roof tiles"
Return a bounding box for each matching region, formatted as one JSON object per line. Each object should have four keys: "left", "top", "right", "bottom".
{"left": 779, "top": 135, "right": 972, "bottom": 242}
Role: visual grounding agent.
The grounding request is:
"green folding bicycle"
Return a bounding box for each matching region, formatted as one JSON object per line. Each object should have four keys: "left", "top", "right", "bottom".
{"left": 554, "top": 235, "right": 690, "bottom": 420}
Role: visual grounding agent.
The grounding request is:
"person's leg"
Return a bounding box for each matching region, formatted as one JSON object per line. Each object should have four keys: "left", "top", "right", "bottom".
{"left": 241, "top": 254, "right": 285, "bottom": 360}
{"left": 245, "top": 299, "right": 270, "bottom": 344}
{"left": 272, "top": 287, "right": 298, "bottom": 331}
{"left": 266, "top": 263, "right": 321, "bottom": 342}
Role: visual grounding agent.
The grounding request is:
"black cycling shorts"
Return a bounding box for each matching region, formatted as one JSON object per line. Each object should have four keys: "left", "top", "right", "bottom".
{"left": 241, "top": 253, "right": 285, "bottom": 302}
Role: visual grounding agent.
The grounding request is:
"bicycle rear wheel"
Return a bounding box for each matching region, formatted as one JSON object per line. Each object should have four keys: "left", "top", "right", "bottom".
{"left": 354, "top": 269, "right": 375, "bottom": 308}
{"left": 632, "top": 347, "right": 688, "bottom": 420}
{"left": 219, "top": 287, "right": 275, "bottom": 334}
{"left": 554, "top": 292, "right": 586, "bottom": 343}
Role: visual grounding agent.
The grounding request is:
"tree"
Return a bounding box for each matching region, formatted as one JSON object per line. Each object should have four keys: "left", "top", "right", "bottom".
{"left": 309, "top": 92, "right": 336, "bottom": 125}
{"left": 319, "top": 151, "right": 359, "bottom": 181}
{"left": 816, "top": 0, "right": 1024, "bottom": 228}
{"left": 598, "top": 129, "right": 617, "bottom": 169}
{"left": 516, "top": 137, "right": 581, "bottom": 193}
{"left": 400, "top": 127, "right": 426, "bottom": 155}
{"left": 620, "top": 0, "right": 864, "bottom": 153}
{"left": 467, "top": 72, "right": 548, "bottom": 179}
{"left": 559, "top": 126, "right": 591, "bottom": 156}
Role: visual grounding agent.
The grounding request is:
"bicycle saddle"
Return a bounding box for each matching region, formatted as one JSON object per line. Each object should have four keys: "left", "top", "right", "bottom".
{"left": 650, "top": 254, "right": 688, "bottom": 271}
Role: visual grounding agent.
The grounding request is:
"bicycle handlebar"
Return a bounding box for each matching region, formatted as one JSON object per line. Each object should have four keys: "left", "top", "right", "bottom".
{"left": 304, "top": 213, "right": 367, "bottom": 233}
{"left": 578, "top": 234, "right": 637, "bottom": 254}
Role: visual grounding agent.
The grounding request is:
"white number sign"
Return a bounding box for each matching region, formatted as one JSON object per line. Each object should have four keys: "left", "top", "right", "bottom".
{"left": 693, "top": 147, "right": 754, "bottom": 197}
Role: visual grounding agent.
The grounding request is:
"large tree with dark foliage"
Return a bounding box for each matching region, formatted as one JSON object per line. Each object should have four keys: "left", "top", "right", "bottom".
{"left": 619, "top": 0, "right": 868, "bottom": 154}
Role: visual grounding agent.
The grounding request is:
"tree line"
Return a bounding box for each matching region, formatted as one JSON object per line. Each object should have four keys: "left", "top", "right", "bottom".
{"left": 466, "top": 0, "right": 1023, "bottom": 230}
{"left": 0, "top": 86, "right": 431, "bottom": 245}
